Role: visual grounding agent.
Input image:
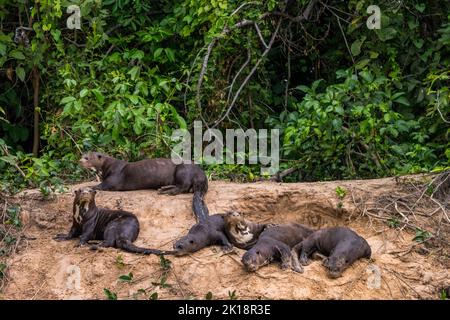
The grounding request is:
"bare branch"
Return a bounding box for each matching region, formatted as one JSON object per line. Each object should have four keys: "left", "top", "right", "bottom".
{"left": 211, "top": 18, "right": 283, "bottom": 128}
{"left": 436, "top": 92, "right": 450, "bottom": 124}
{"left": 254, "top": 23, "right": 268, "bottom": 48}
{"left": 226, "top": 47, "right": 251, "bottom": 104}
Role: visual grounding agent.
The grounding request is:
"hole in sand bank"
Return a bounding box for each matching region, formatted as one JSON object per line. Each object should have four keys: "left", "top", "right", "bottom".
{"left": 220, "top": 191, "right": 347, "bottom": 229}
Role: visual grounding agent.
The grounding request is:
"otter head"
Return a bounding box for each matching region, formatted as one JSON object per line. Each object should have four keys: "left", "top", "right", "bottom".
{"left": 75, "top": 187, "right": 96, "bottom": 205}
{"left": 323, "top": 256, "right": 346, "bottom": 279}
{"left": 224, "top": 211, "right": 246, "bottom": 231}
{"left": 226, "top": 211, "right": 241, "bottom": 219}
{"left": 73, "top": 187, "right": 96, "bottom": 223}
{"left": 173, "top": 224, "right": 210, "bottom": 256}
{"left": 241, "top": 245, "right": 274, "bottom": 272}
{"left": 79, "top": 152, "right": 106, "bottom": 170}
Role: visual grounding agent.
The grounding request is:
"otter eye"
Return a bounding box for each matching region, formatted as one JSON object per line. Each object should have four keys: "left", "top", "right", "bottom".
{"left": 189, "top": 240, "right": 194, "bottom": 244}
{"left": 97, "top": 154, "right": 102, "bottom": 159}
{"left": 84, "top": 157, "right": 88, "bottom": 160}
{"left": 256, "top": 251, "right": 260, "bottom": 255}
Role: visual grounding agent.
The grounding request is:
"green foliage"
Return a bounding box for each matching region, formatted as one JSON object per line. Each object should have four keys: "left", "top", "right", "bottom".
{"left": 0, "top": 263, "right": 5, "bottom": 278}
{"left": 159, "top": 255, "right": 172, "bottom": 271}
{"left": 335, "top": 186, "right": 347, "bottom": 199}
{"left": 149, "top": 292, "right": 158, "bottom": 300}
{"left": 205, "top": 291, "right": 213, "bottom": 300}
{"left": 115, "top": 254, "right": 125, "bottom": 269}
{"left": 0, "top": 0, "right": 449, "bottom": 188}
{"left": 103, "top": 288, "right": 118, "bottom": 300}
{"left": 4, "top": 205, "right": 21, "bottom": 228}
{"left": 413, "top": 228, "right": 431, "bottom": 243}
{"left": 118, "top": 272, "right": 133, "bottom": 283}
{"left": 151, "top": 276, "right": 171, "bottom": 289}
{"left": 228, "top": 290, "right": 238, "bottom": 300}
{"left": 387, "top": 217, "right": 400, "bottom": 229}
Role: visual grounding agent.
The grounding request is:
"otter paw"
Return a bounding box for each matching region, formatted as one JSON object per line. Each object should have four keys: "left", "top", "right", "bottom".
{"left": 292, "top": 264, "right": 304, "bottom": 273}
{"left": 280, "top": 262, "right": 290, "bottom": 270}
{"left": 299, "top": 258, "right": 311, "bottom": 266}
{"left": 221, "top": 244, "right": 233, "bottom": 253}
{"left": 74, "top": 242, "right": 87, "bottom": 248}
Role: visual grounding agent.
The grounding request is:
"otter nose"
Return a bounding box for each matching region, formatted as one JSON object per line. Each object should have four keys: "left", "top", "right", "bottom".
{"left": 176, "top": 244, "right": 183, "bottom": 250}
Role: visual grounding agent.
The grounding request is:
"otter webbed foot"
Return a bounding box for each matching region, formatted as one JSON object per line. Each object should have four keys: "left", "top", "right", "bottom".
{"left": 299, "top": 255, "right": 312, "bottom": 266}
{"left": 221, "top": 243, "right": 233, "bottom": 253}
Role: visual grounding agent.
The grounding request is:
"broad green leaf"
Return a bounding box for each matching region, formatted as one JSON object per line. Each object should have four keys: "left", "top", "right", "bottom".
{"left": 92, "top": 89, "right": 104, "bottom": 104}
{"left": 0, "top": 43, "right": 6, "bottom": 56}
{"left": 79, "top": 89, "right": 89, "bottom": 98}
{"left": 60, "top": 96, "right": 76, "bottom": 105}
{"left": 15, "top": 66, "right": 25, "bottom": 82}
{"left": 394, "top": 96, "right": 410, "bottom": 106}
{"left": 164, "top": 48, "right": 175, "bottom": 62}
{"left": 350, "top": 38, "right": 365, "bottom": 56}
{"left": 355, "top": 59, "right": 370, "bottom": 69}
{"left": 128, "top": 66, "right": 140, "bottom": 80}
{"left": 9, "top": 50, "right": 25, "bottom": 60}
{"left": 154, "top": 48, "right": 163, "bottom": 59}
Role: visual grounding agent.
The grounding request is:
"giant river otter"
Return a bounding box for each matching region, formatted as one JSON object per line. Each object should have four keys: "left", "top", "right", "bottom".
{"left": 54, "top": 187, "right": 175, "bottom": 255}
{"left": 79, "top": 151, "right": 209, "bottom": 222}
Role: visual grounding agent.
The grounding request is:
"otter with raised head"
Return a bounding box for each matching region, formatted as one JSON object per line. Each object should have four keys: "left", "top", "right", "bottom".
{"left": 291, "top": 226, "right": 371, "bottom": 278}
{"left": 54, "top": 187, "right": 175, "bottom": 255}
{"left": 224, "top": 211, "right": 268, "bottom": 250}
{"left": 241, "top": 223, "right": 313, "bottom": 272}
{"left": 79, "top": 151, "right": 209, "bottom": 222}
{"left": 173, "top": 214, "right": 232, "bottom": 256}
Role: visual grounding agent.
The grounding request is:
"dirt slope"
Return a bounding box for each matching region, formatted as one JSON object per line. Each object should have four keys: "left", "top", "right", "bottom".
{"left": 1, "top": 178, "right": 449, "bottom": 300}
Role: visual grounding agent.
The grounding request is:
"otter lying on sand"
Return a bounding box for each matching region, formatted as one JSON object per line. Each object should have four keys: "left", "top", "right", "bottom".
{"left": 224, "top": 211, "right": 268, "bottom": 250}
{"left": 173, "top": 214, "right": 232, "bottom": 256}
{"left": 79, "top": 151, "right": 209, "bottom": 222}
{"left": 54, "top": 187, "right": 175, "bottom": 255}
{"left": 241, "top": 223, "right": 313, "bottom": 272}
{"left": 291, "top": 226, "right": 371, "bottom": 278}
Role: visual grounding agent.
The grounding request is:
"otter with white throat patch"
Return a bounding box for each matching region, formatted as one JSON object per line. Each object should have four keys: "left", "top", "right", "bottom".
{"left": 54, "top": 187, "right": 175, "bottom": 255}
{"left": 224, "top": 211, "right": 268, "bottom": 250}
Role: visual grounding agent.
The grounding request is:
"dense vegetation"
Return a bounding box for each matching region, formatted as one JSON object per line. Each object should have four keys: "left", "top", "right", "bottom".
{"left": 0, "top": 0, "right": 449, "bottom": 194}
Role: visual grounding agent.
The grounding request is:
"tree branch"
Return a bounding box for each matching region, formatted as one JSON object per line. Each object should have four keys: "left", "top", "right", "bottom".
{"left": 211, "top": 18, "right": 283, "bottom": 128}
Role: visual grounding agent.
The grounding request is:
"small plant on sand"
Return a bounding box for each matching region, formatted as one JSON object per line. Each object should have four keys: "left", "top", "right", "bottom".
{"left": 118, "top": 272, "right": 134, "bottom": 283}
{"left": 335, "top": 186, "right": 347, "bottom": 199}
{"left": 5, "top": 205, "right": 21, "bottom": 228}
{"left": 115, "top": 254, "right": 125, "bottom": 269}
{"left": 413, "top": 228, "right": 431, "bottom": 243}
{"left": 151, "top": 275, "right": 172, "bottom": 289}
{"left": 335, "top": 186, "right": 346, "bottom": 209}
{"left": 205, "top": 291, "right": 213, "bottom": 300}
{"left": 387, "top": 217, "right": 400, "bottom": 229}
{"left": 159, "top": 255, "right": 172, "bottom": 271}
{"left": 149, "top": 292, "right": 158, "bottom": 300}
{"left": 228, "top": 290, "right": 238, "bottom": 300}
{"left": 0, "top": 263, "right": 6, "bottom": 278}
{"left": 440, "top": 289, "right": 448, "bottom": 300}
{"left": 103, "top": 288, "right": 117, "bottom": 300}
{"left": 151, "top": 255, "right": 173, "bottom": 289}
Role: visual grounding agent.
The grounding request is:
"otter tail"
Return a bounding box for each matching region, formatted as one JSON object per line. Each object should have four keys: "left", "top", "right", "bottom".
{"left": 192, "top": 179, "right": 209, "bottom": 223}
{"left": 117, "top": 239, "right": 176, "bottom": 255}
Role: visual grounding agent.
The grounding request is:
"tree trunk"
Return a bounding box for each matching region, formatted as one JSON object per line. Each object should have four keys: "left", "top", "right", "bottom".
{"left": 32, "top": 66, "right": 40, "bottom": 156}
